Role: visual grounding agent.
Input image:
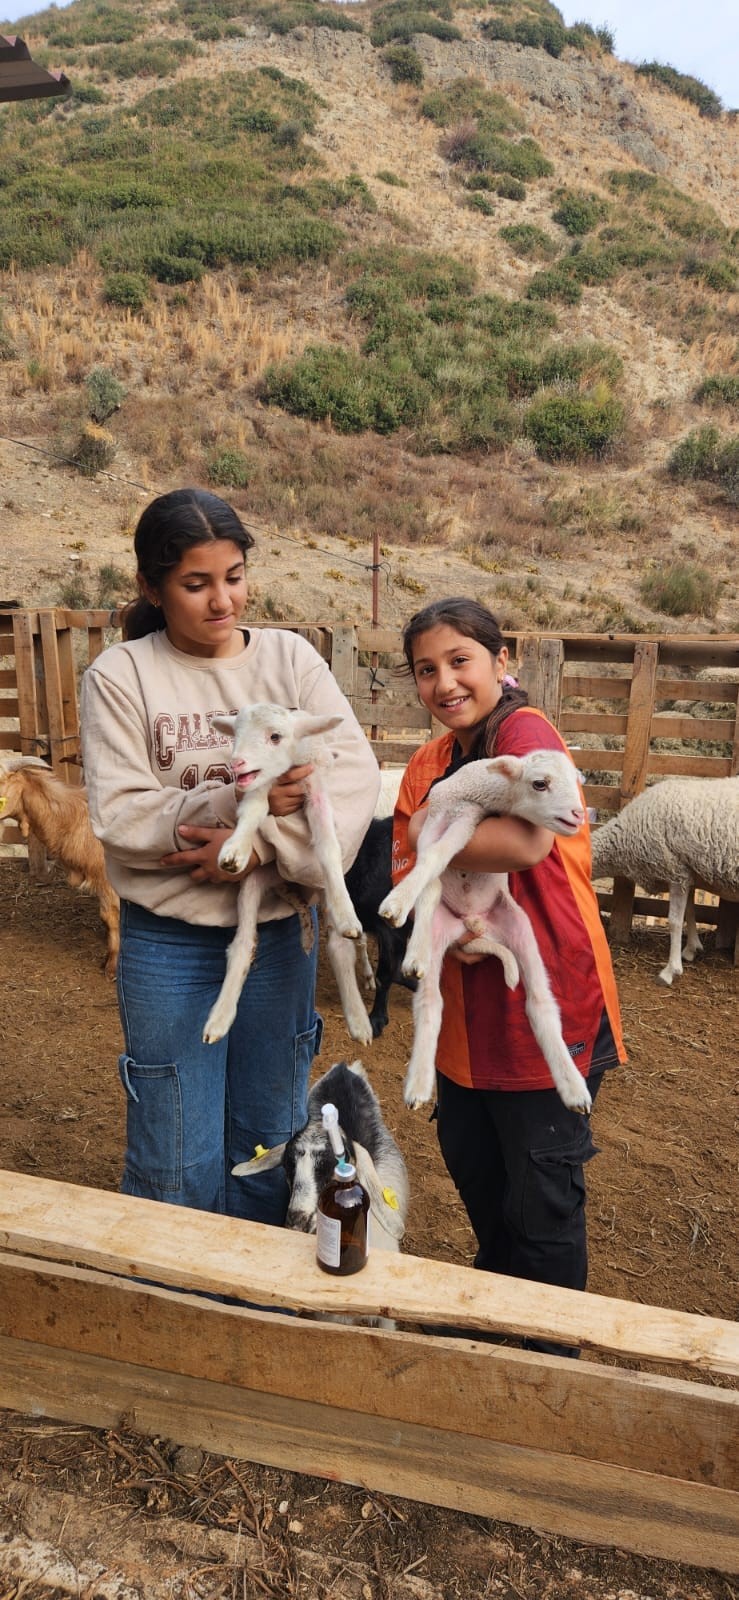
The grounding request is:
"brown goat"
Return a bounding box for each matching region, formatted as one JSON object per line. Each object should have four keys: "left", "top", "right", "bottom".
{"left": 0, "top": 757, "right": 119, "bottom": 977}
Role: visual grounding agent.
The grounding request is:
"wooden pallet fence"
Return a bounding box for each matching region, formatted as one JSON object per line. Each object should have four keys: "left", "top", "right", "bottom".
{"left": 0, "top": 1170, "right": 737, "bottom": 1572}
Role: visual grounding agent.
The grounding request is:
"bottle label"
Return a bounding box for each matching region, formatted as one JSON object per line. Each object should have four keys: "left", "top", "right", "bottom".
{"left": 316, "top": 1210, "right": 341, "bottom": 1269}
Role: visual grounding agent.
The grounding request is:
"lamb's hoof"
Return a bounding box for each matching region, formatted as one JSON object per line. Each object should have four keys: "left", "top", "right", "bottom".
{"left": 203, "top": 1004, "right": 234, "bottom": 1044}
{"left": 336, "top": 917, "right": 362, "bottom": 941}
{"left": 403, "top": 1069, "right": 433, "bottom": 1109}
{"left": 658, "top": 968, "right": 676, "bottom": 987}
{"left": 402, "top": 954, "right": 425, "bottom": 980}
{"left": 564, "top": 1082, "right": 592, "bottom": 1117}
{"left": 347, "top": 1014, "right": 374, "bottom": 1048}
{"left": 218, "top": 852, "right": 244, "bottom": 875}
{"left": 378, "top": 892, "right": 407, "bottom": 929}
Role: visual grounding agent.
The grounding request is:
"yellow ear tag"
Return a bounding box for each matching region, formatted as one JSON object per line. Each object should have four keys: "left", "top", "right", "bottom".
{"left": 0, "top": 797, "right": 6, "bottom": 813}
{"left": 382, "top": 1187, "right": 399, "bottom": 1210}
{"left": 254, "top": 1143, "right": 268, "bottom": 1158}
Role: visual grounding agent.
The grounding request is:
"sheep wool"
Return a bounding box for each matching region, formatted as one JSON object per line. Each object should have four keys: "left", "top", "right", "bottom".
{"left": 591, "top": 777, "right": 739, "bottom": 897}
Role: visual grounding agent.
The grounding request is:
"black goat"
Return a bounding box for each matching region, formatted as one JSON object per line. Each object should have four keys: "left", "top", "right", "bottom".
{"left": 344, "top": 816, "right": 416, "bottom": 1038}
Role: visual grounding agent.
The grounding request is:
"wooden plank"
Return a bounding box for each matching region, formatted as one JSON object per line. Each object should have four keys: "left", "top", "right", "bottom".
{"left": 655, "top": 677, "right": 739, "bottom": 705}
{"left": 0, "top": 730, "right": 23, "bottom": 750}
{"left": 11, "top": 610, "right": 42, "bottom": 759}
{"left": 1, "top": 1336, "right": 737, "bottom": 1572}
{"left": 583, "top": 783, "right": 621, "bottom": 811}
{"left": 38, "top": 612, "right": 80, "bottom": 776}
{"left": 621, "top": 641, "right": 659, "bottom": 802}
{"left": 647, "top": 753, "right": 731, "bottom": 777}
{"left": 87, "top": 626, "right": 105, "bottom": 663}
{"left": 0, "top": 696, "right": 19, "bottom": 717}
{"left": 571, "top": 750, "right": 625, "bottom": 773}
{"left": 0, "top": 1172, "right": 737, "bottom": 1373}
{"left": 561, "top": 712, "right": 629, "bottom": 735}
{"left": 516, "top": 635, "right": 564, "bottom": 724}
{"left": 1, "top": 1256, "right": 735, "bottom": 1486}
{"left": 563, "top": 675, "right": 632, "bottom": 700}
{"left": 353, "top": 700, "right": 432, "bottom": 730}
{"left": 595, "top": 893, "right": 721, "bottom": 926}
{"left": 331, "top": 625, "right": 357, "bottom": 704}
{"left": 369, "top": 738, "right": 426, "bottom": 764}
{"left": 0, "top": 670, "right": 18, "bottom": 689}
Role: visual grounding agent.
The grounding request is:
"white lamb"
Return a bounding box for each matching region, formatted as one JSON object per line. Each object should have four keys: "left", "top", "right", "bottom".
{"left": 203, "top": 704, "right": 362, "bottom": 1045}
{"left": 379, "top": 749, "right": 591, "bottom": 1115}
{"left": 591, "top": 775, "right": 739, "bottom": 986}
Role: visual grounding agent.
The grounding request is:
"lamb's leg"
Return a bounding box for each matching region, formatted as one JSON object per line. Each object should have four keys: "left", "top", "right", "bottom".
{"left": 380, "top": 808, "right": 482, "bottom": 928}
{"left": 681, "top": 886, "right": 703, "bottom": 965}
{"left": 304, "top": 775, "right": 361, "bottom": 939}
{"left": 325, "top": 921, "right": 374, "bottom": 1048}
{"left": 487, "top": 893, "right": 592, "bottom": 1115}
{"left": 659, "top": 881, "right": 692, "bottom": 986}
{"left": 402, "top": 876, "right": 443, "bottom": 980}
{"left": 218, "top": 793, "right": 269, "bottom": 874}
{"left": 355, "top": 933, "right": 376, "bottom": 994}
{"left": 404, "top": 903, "right": 465, "bottom": 1108}
{"left": 203, "top": 870, "right": 264, "bottom": 1043}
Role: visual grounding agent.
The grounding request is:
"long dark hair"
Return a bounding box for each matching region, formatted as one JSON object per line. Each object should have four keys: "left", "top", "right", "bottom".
{"left": 121, "top": 488, "right": 255, "bottom": 640}
{"left": 402, "top": 596, "right": 529, "bottom": 757}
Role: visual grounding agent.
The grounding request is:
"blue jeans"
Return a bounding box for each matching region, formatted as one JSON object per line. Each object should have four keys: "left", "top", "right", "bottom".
{"left": 117, "top": 901, "right": 321, "bottom": 1225}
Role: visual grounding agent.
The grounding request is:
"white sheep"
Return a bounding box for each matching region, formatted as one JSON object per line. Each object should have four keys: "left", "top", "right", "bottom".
{"left": 0, "top": 756, "right": 120, "bottom": 976}
{"left": 203, "top": 704, "right": 362, "bottom": 1045}
{"left": 379, "top": 749, "right": 591, "bottom": 1115}
{"left": 590, "top": 775, "right": 739, "bottom": 986}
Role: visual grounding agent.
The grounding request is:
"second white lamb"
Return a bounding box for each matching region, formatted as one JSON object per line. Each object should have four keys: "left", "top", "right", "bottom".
{"left": 379, "top": 749, "right": 591, "bottom": 1115}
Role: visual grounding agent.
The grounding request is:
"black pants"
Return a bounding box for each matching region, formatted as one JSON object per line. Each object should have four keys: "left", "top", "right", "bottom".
{"left": 436, "top": 1070, "right": 604, "bottom": 1295}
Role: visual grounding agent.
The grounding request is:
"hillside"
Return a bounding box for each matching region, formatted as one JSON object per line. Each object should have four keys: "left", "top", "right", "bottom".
{"left": 0, "top": 0, "right": 737, "bottom": 635}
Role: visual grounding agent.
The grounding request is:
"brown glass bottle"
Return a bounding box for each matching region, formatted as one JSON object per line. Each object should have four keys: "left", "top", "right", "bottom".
{"left": 316, "top": 1161, "right": 370, "bottom": 1276}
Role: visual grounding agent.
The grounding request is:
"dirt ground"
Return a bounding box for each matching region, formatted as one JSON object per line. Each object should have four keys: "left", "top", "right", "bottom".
{"left": 0, "top": 861, "right": 737, "bottom": 1600}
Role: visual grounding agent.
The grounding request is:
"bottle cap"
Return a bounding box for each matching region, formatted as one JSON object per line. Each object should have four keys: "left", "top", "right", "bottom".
{"left": 336, "top": 1157, "right": 356, "bottom": 1180}
{"left": 321, "top": 1101, "right": 346, "bottom": 1163}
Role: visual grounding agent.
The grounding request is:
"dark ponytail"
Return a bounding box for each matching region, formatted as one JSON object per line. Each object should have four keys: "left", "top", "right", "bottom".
{"left": 401, "top": 595, "right": 529, "bottom": 756}
{"left": 121, "top": 488, "right": 255, "bottom": 641}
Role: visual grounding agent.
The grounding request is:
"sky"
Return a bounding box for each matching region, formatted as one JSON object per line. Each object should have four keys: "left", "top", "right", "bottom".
{"left": 2, "top": 0, "right": 737, "bottom": 108}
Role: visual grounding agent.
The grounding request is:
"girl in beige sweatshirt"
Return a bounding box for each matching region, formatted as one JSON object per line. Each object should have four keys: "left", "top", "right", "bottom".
{"left": 81, "top": 487, "right": 380, "bottom": 1224}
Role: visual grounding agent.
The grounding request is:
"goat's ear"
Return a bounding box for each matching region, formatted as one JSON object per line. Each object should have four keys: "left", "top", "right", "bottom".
{"left": 353, "top": 1141, "right": 405, "bottom": 1242}
{"left": 211, "top": 714, "right": 237, "bottom": 740}
{"left": 486, "top": 755, "right": 522, "bottom": 781}
{"left": 289, "top": 712, "right": 344, "bottom": 742}
{"left": 232, "top": 1141, "right": 287, "bottom": 1176}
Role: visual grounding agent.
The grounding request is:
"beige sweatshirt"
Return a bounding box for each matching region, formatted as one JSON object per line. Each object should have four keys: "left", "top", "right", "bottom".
{"left": 80, "top": 627, "right": 380, "bottom": 927}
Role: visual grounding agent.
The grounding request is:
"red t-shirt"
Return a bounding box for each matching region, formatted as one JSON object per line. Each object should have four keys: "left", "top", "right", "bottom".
{"left": 392, "top": 708, "right": 626, "bottom": 1091}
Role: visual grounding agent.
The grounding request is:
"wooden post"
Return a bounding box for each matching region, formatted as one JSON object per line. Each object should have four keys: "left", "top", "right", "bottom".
{"left": 517, "top": 635, "right": 565, "bottom": 725}
{"left": 330, "top": 625, "right": 357, "bottom": 708}
{"left": 38, "top": 610, "right": 80, "bottom": 778}
{"left": 609, "top": 640, "right": 660, "bottom": 944}
{"left": 11, "top": 610, "right": 52, "bottom": 879}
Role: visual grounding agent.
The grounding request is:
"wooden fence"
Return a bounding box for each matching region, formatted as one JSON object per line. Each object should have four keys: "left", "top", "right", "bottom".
{"left": 1, "top": 608, "right": 738, "bottom": 949}
{"left": 0, "top": 1170, "right": 737, "bottom": 1572}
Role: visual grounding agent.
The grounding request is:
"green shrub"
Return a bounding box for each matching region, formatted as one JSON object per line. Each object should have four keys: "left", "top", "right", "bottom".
{"left": 86, "top": 366, "right": 126, "bottom": 423}
{"left": 103, "top": 271, "right": 149, "bottom": 311}
{"left": 439, "top": 126, "right": 552, "bottom": 180}
{"left": 207, "top": 448, "right": 251, "bottom": 487}
{"left": 0, "top": 313, "right": 16, "bottom": 360}
{"left": 89, "top": 39, "right": 200, "bottom": 79}
{"left": 552, "top": 188, "right": 607, "bottom": 235}
{"left": 493, "top": 175, "right": 526, "bottom": 201}
{"left": 640, "top": 563, "right": 720, "bottom": 616}
{"left": 467, "top": 191, "right": 494, "bottom": 215}
{"left": 262, "top": 344, "right": 429, "bottom": 433}
{"left": 375, "top": 169, "right": 408, "bottom": 187}
{"left": 525, "top": 392, "right": 625, "bottom": 460}
{"left": 668, "top": 426, "right": 739, "bottom": 503}
{"left": 635, "top": 62, "right": 722, "bottom": 119}
{"left": 694, "top": 375, "right": 739, "bottom": 409}
{"left": 146, "top": 252, "right": 205, "bottom": 284}
{"left": 420, "top": 78, "right": 524, "bottom": 134}
{"left": 371, "top": 0, "right": 462, "bottom": 46}
{"left": 683, "top": 256, "right": 737, "bottom": 292}
{"left": 526, "top": 266, "right": 582, "bottom": 304}
{"left": 500, "top": 223, "right": 559, "bottom": 259}
{"left": 381, "top": 44, "right": 424, "bottom": 85}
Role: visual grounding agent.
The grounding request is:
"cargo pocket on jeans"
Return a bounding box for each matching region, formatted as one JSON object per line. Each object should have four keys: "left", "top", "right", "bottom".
{"left": 118, "top": 1054, "right": 183, "bottom": 1196}
{"left": 521, "top": 1124, "right": 599, "bottom": 1242}
{"left": 291, "top": 1019, "right": 322, "bottom": 1131}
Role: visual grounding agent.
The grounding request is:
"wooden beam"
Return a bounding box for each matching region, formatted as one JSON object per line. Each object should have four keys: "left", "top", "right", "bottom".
{"left": 1, "top": 1332, "right": 737, "bottom": 1572}
{"left": 0, "top": 1172, "right": 737, "bottom": 1374}
{"left": 2, "top": 1255, "right": 735, "bottom": 1487}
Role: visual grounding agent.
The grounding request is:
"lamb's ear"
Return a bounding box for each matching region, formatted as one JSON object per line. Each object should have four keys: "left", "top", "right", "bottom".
{"left": 353, "top": 1141, "right": 405, "bottom": 1242}
{"left": 211, "top": 714, "right": 237, "bottom": 739}
{"left": 486, "top": 755, "right": 522, "bottom": 781}
{"left": 232, "top": 1141, "right": 287, "bottom": 1176}
{"left": 289, "top": 712, "right": 344, "bottom": 742}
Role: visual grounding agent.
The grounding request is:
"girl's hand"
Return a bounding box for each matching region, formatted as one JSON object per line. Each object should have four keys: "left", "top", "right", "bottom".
{"left": 161, "top": 825, "right": 257, "bottom": 884}
{"left": 268, "top": 763, "right": 313, "bottom": 817}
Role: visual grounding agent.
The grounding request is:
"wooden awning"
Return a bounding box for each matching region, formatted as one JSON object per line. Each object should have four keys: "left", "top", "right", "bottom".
{"left": 0, "top": 33, "right": 70, "bottom": 101}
